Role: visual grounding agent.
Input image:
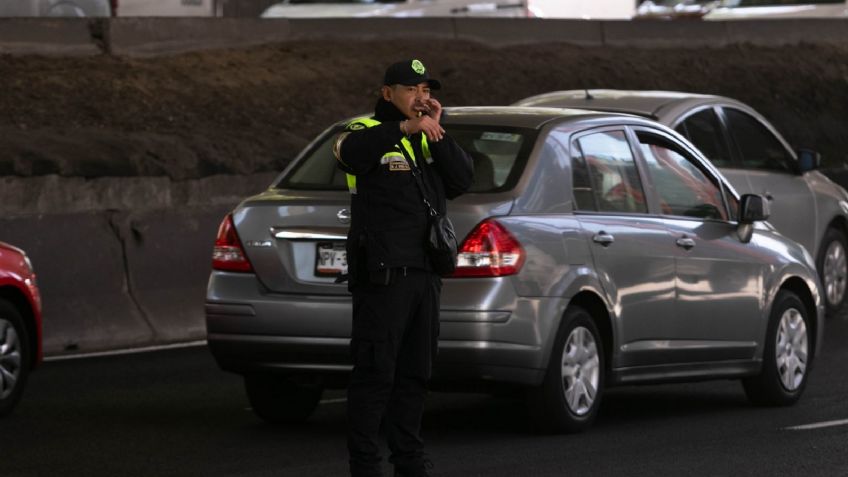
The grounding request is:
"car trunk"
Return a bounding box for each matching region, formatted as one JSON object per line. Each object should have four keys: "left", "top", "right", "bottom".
{"left": 233, "top": 188, "right": 515, "bottom": 295}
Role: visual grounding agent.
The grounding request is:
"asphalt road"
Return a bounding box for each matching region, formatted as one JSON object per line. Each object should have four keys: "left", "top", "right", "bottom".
{"left": 3, "top": 316, "right": 848, "bottom": 477}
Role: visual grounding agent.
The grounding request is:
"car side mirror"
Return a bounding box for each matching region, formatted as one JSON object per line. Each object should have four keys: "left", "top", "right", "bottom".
{"left": 739, "top": 194, "right": 770, "bottom": 223}
{"left": 796, "top": 148, "right": 821, "bottom": 173}
{"left": 737, "top": 194, "right": 769, "bottom": 243}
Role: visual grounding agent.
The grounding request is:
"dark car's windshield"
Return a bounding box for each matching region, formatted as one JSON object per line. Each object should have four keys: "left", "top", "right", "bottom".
{"left": 276, "top": 125, "right": 536, "bottom": 193}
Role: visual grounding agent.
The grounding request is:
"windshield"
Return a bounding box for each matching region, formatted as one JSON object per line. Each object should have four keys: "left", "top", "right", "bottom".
{"left": 276, "top": 125, "right": 536, "bottom": 193}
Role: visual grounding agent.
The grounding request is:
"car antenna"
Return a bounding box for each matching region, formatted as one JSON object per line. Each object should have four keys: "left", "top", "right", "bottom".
{"left": 585, "top": 89, "right": 594, "bottom": 100}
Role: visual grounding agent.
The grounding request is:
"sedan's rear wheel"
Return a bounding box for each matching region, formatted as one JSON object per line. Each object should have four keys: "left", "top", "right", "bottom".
{"left": 528, "top": 306, "right": 604, "bottom": 433}
{"left": 0, "top": 299, "right": 31, "bottom": 417}
{"left": 244, "top": 375, "right": 323, "bottom": 424}
{"left": 743, "top": 291, "right": 811, "bottom": 406}
{"left": 817, "top": 227, "right": 847, "bottom": 316}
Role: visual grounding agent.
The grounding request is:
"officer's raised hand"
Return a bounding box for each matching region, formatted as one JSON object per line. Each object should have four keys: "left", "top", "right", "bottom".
{"left": 404, "top": 97, "right": 444, "bottom": 142}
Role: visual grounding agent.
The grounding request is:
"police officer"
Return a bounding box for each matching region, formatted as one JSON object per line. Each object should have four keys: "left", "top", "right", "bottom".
{"left": 334, "top": 59, "right": 473, "bottom": 477}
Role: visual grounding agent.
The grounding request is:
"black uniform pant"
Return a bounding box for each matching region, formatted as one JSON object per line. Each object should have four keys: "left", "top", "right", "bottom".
{"left": 347, "top": 267, "right": 440, "bottom": 477}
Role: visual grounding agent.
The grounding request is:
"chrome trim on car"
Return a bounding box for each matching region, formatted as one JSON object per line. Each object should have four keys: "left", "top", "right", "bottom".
{"left": 272, "top": 227, "right": 348, "bottom": 241}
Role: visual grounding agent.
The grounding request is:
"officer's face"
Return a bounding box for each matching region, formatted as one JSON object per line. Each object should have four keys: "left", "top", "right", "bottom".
{"left": 383, "top": 83, "right": 432, "bottom": 119}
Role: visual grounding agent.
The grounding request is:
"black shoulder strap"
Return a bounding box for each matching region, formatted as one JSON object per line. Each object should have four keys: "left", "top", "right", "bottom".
{"left": 397, "top": 138, "right": 439, "bottom": 218}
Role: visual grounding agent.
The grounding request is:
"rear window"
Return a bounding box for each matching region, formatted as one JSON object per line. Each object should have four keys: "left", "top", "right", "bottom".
{"left": 276, "top": 125, "right": 536, "bottom": 193}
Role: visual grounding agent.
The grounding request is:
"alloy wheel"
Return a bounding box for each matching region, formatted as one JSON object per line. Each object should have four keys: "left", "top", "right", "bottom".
{"left": 0, "top": 318, "right": 22, "bottom": 400}
{"left": 775, "top": 308, "right": 808, "bottom": 392}
{"left": 823, "top": 239, "right": 847, "bottom": 307}
{"left": 561, "top": 326, "right": 600, "bottom": 416}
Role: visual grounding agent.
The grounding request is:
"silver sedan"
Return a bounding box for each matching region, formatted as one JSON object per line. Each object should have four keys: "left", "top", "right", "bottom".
{"left": 206, "top": 107, "right": 824, "bottom": 432}
{"left": 515, "top": 90, "right": 848, "bottom": 315}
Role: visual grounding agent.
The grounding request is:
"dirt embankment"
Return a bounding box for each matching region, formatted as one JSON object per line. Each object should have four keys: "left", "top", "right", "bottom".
{"left": 2, "top": 40, "right": 848, "bottom": 182}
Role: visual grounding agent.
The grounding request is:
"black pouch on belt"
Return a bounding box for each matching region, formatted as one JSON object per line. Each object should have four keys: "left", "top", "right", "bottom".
{"left": 368, "top": 268, "right": 393, "bottom": 286}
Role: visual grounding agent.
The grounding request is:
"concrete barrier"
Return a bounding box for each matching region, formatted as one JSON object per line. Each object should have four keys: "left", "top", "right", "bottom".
{"left": 4, "top": 18, "right": 848, "bottom": 58}
{"left": 0, "top": 174, "right": 273, "bottom": 356}
{"left": 115, "top": 205, "right": 233, "bottom": 343}
{"left": 602, "top": 19, "right": 729, "bottom": 48}
{"left": 287, "top": 17, "right": 456, "bottom": 41}
{"left": 0, "top": 173, "right": 276, "bottom": 218}
{"left": 107, "top": 18, "right": 292, "bottom": 56}
{"left": 724, "top": 19, "right": 848, "bottom": 46}
{"left": 454, "top": 18, "right": 603, "bottom": 46}
{"left": 0, "top": 213, "right": 155, "bottom": 355}
{"left": 0, "top": 18, "right": 100, "bottom": 56}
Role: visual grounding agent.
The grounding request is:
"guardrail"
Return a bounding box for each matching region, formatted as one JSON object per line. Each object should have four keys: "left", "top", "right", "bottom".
{"left": 1, "top": 17, "right": 848, "bottom": 57}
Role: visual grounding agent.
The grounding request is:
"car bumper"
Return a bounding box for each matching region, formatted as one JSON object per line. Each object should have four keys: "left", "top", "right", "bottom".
{"left": 206, "top": 272, "right": 566, "bottom": 387}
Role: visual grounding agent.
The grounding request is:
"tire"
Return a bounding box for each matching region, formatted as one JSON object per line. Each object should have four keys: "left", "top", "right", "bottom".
{"left": 743, "top": 291, "right": 812, "bottom": 406}
{"left": 527, "top": 306, "right": 605, "bottom": 433}
{"left": 816, "top": 227, "right": 848, "bottom": 316}
{"left": 0, "top": 299, "right": 31, "bottom": 417}
{"left": 244, "top": 374, "right": 323, "bottom": 424}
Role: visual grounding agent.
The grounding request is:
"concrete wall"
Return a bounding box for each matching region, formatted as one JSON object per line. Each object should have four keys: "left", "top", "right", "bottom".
{"left": 2, "top": 17, "right": 848, "bottom": 57}
{"left": 0, "top": 174, "right": 275, "bottom": 356}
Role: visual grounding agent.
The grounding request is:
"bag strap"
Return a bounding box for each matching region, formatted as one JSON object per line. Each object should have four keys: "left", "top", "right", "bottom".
{"left": 397, "top": 137, "right": 440, "bottom": 218}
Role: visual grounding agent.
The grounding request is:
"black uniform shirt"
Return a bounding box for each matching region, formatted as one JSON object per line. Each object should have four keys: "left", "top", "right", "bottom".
{"left": 337, "top": 100, "right": 473, "bottom": 283}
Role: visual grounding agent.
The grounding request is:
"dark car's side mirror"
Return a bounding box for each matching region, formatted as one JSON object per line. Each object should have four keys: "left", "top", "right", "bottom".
{"left": 796, "top": 148, "right": 821, "bottom": 173}
{"left": 740, "top": 194, "right": 770, "bottom": 223}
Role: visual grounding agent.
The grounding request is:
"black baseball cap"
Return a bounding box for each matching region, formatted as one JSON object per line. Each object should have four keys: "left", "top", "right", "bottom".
{"left": 383, "top": 59, "right": 441, "bottom": 90}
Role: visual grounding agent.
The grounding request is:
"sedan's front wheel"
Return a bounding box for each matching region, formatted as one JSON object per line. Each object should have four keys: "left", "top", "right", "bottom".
{"left": 244, "top": 374, "right": 323, "bottom": 424}
{"left": 528, "top": 306, "right": 604, "bottom": 433}
{"left": 743, "top": 291, "right": 811, "bottom": 406}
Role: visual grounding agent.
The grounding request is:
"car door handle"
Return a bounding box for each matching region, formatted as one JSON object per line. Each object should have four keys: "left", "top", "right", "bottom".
{"left": 676, "top": 237, "right": 696, "bottom": 250}
{"left": 592, "top": 232, "right": 615, "bottom": 247}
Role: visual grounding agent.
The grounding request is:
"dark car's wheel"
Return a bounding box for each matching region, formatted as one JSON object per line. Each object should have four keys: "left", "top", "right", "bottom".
{"left": 0, "top": 299, "right": 31, "bottom": 417}
{"left": 528, "top": 306, "right": 604, "bottom": 433}
{"left": 817, "top": 227, "right": 848, "bottom": 316}
{"left": 244, "top": 374, "right": 323, "bottom": 424}
{"left": 743, "top": 291, "right": 811, "bottom": 406}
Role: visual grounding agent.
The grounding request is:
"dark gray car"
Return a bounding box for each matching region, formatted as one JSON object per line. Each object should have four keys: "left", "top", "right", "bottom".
{"left": 514, "top": 90, "right": 848, "bottom": 315}
{"left": 206, "top": 107, "right": 824, "bottom": 432}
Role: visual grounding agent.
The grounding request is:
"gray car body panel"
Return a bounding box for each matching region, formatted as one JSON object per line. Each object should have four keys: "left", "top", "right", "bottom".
{"left": 207, "top": 106, "right": 824, "bottom": 390}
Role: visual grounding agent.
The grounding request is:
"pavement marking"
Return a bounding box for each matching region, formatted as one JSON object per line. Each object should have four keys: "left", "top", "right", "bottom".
{"left": 320, "top": 398, "right": 348, "bottom": 405}
{"left": 44, "top": 340, "right": 208, "bottom": 362}
{"left": 784, "top": 418, "right": 848, "bottom": 431}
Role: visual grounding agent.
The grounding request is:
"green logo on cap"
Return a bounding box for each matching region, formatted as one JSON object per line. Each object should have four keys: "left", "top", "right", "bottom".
{"left": 411, "top": 60, "right": 425, "bottom": 75}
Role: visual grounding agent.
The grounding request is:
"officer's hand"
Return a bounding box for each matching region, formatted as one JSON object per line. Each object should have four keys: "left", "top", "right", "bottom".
{"left": 424, "top": 98, "right": 442, "bottom": 123}
{"left": 405, "top": 115, "right": 444, "bottom": 142}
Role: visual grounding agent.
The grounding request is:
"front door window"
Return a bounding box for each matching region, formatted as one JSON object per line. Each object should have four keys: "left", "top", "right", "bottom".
{"left": 637, "top": 132, "right": 734, "bottom": 221}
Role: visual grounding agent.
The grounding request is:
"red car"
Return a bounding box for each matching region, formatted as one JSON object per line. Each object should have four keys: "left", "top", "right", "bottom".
{"left": 0, "top": 241, "right": 42, "bottom": 416}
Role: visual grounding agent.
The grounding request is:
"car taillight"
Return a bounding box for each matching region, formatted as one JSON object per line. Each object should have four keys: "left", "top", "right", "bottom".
{"left": 452, "top": 219, "right": 524, "bottom": 278}
{"left": 212, "top": 214, "right": 253, "bottom": 273}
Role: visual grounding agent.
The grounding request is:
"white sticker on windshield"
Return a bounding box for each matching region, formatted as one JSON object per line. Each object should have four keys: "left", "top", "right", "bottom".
{"left": 481, "top": 132, "right": 522, "bottom": 143}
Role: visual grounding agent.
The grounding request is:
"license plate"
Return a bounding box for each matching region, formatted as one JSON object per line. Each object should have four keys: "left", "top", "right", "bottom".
{"left": 315, "top": 242, "right": 347, "bottom": 276}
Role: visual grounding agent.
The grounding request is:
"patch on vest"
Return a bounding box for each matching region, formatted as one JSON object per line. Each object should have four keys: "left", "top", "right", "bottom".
{"left": 389, "top": 158, "right": 411, "bottom": 171}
